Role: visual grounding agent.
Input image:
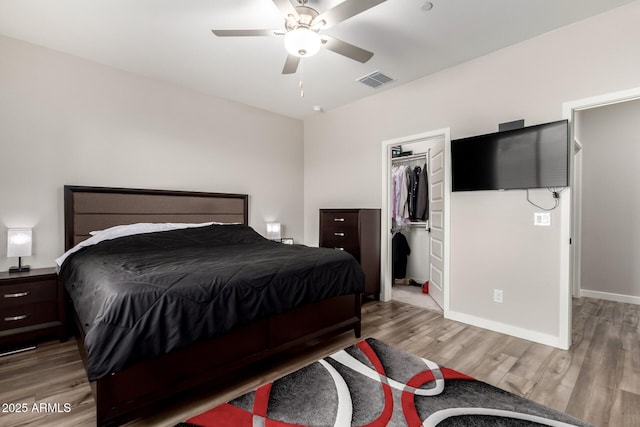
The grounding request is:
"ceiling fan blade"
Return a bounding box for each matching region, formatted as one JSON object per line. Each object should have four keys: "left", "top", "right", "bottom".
{"left": 282, "top": 54, "right": 301, "bottom": 74}
{"left": 272, "top": 0, "right": 299, "bottom": 20}
{"left": 212, "top": 29, "right": 282, "bottom": 37}
{"left": 321, "top": 35, "right": 374, "bottom": 63}
{"left": 312, "top": 0, "right": 387, "bottom": 29}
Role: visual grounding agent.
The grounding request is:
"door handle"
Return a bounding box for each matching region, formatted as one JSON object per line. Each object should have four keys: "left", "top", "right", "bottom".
{"left": 334, "top": 232, "right": 345, "bottom": 237}
{"left": 333, "top": 218, "right": 345, "bottom": 222}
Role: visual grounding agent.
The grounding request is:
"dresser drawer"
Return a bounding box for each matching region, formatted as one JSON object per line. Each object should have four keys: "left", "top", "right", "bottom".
{"left": 0, "top": 278, "right": 57, "bottom": 309}
{"left": 320, "top": 211, "right": 359, "bottom": 228}
{"left": 320, "top": 226, "right": 359, "bottom": 241}
{"left": 321, "top": 237, "right": 360, "bottom": 259}
{"left": 0, "top": 301, "right": 58, "bottom": 331}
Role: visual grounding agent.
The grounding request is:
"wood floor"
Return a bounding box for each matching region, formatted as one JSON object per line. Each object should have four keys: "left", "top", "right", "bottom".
{"left": 0, "top": 297, "right": 638, "bottom": 426}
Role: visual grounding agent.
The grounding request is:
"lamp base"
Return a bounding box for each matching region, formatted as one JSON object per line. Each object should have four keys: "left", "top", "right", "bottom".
{"left": 9, "top": 265, "right": 31, "bottom": 273}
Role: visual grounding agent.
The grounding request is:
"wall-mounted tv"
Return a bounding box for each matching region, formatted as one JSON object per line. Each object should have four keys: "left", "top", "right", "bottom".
{"left": 451, "top": 119, "right": 569, "bottom": 192}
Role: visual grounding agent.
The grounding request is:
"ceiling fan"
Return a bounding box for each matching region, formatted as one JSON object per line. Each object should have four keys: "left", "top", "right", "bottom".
{"left": 212, "top": 0, "right": 387, "bottom": 74}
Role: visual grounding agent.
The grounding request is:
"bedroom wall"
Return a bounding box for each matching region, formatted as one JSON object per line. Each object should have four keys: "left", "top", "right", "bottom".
{"left": 576, "top": 98, "right": 640, "bottom": 302}
{"left": 303, "top": 2, "right": 640, "bottom": 345}
{"left": 0, "top": 35, "right": 304, "bottom": 271}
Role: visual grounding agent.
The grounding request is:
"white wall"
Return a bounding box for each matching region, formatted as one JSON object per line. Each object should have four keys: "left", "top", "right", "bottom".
{"left": 576, "top": 98, "right": 640, "bottom": 301}
{"left": 304, "top": 2, "right": 640, "bottom": 345}
{"left": 0, "top": 35, "right": 303, "bottom": 271}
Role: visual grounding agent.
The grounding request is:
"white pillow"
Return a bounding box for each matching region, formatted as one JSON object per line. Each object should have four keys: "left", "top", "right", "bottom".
{"left": 55, "top": 221, "right": 237, "bottom": 269}
{"left": 87, "top": 221, "right": 234, "bottom": 236}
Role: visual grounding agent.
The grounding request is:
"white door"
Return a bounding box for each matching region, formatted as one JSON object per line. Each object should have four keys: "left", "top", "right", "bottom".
{"left": 428, "top": 140, "right": 445, "bottom": 309}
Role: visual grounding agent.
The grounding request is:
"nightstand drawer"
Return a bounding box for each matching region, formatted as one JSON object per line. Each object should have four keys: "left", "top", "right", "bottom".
{"left": 0, "top": 278, "right": 57, "bottom": 309}
{"left": 0, "top": 301, "right": 58, "bottom": 331}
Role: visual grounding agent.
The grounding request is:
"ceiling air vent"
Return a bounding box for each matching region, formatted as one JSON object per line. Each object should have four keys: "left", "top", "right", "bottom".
{"left": 357, "top": 71, "right": 394, "bottom": 88}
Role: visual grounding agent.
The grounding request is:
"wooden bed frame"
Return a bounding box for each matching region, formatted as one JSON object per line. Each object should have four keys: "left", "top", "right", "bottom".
{"left": 63, "top": 185, "right": 362, "bottom": 426}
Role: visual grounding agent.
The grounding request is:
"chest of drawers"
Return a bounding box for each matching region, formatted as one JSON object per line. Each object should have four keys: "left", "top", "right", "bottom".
{"left": 319, "top": 209, "right": 381, "bottom": 298}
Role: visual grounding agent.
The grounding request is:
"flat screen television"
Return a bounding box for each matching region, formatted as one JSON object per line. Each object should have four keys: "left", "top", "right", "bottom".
{"left": 451, "top": 119, "right": 569, "bottom": 191}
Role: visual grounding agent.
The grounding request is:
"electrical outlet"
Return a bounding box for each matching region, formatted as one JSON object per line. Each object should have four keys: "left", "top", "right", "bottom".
{"left": 534, "top": 212, "right": 551, "bottom": 226}
{"left": 493, "top": 289, "right": 503, "bottom": 303}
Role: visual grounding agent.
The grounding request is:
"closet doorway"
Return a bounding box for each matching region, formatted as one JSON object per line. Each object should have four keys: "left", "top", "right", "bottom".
{"left": 381, "top": 128, "right": 451, "bottom": 313}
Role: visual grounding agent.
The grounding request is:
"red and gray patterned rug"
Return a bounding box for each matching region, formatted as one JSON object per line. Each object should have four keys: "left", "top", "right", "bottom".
{"left": 177, "top": 338, "right": 592, "bottom": 426}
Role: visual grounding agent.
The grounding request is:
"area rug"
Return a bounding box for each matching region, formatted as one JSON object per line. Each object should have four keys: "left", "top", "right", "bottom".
{"left": 177, "top": 338, "right": 592, "bottom": 426}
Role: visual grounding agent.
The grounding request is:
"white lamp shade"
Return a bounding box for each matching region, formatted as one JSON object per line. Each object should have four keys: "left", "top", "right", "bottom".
{"left": 7, "top": 228, "right": 32, "bottom": 258}
{"left": 284, "top": 27, "right": 321, "bottom": 57}
{"left": 266, "top": 223, "right": 282, "bottom": 240}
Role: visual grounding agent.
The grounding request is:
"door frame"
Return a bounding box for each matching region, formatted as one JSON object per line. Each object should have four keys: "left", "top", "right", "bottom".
{"left": 571, "top": 138, "right": 583, "bottom": 299}
{"left": 561, "top": 86, "right": 640, "bottom": 347}
{"left": 380, "top": 128, "right": 451, "bottom": 316}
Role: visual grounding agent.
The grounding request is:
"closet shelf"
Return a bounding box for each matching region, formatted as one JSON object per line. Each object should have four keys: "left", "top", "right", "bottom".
{"left": 391, "top": 153, "right": 427, "bottom": 163}
{"left": 407, "top": 221, "right": 428, "bottom": 227}
{"left": 393, "top": 221, "right": 429, "bottom": 230}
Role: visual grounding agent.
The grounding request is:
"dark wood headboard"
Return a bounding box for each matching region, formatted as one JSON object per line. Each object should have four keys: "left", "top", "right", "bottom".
{"left": 64, "top": 185, "right": 249, "bottom": 250}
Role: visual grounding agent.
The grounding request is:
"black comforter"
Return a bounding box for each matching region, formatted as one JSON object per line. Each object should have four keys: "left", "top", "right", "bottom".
{"left": 59, "top": 224, "right": 365, "bottom": 381}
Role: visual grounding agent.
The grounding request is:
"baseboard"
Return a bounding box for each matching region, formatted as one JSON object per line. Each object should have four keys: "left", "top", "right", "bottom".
{"left": 580, "top": 289, "right": 640, "bottom": 305}
{"left": 445, "top": 310, "right": 567, "bottom": 349}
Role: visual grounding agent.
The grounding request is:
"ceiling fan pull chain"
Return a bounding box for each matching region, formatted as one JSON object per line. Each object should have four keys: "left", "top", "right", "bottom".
{"left": 299, "top": 58, "right": 304, "bottom": 97}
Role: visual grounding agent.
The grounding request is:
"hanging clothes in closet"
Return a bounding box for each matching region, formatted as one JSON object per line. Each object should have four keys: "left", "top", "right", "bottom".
{"left": 391, "top": 164, "right": 409, "bottom": 226}
{"left": 391, "top": 161, "right": 429, "bottom": 227}
{"left": 392, "top": 231, "right": 410, "bottom": 280}
{"left": 415, "top": 164, "right": 429, "bottom": 221}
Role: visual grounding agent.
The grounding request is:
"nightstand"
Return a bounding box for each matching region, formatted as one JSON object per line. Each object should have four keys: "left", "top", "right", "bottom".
{"left": 0, "top": 267, "right": 66, "bottom": 351}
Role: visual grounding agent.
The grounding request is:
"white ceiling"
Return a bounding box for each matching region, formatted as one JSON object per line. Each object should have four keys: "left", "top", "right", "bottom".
{"left": 0, "top": 0, "right": 635, "bottom": 119}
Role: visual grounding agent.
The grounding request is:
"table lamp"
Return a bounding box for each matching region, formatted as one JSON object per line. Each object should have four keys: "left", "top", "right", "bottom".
{"left": 8, "top": 228, "right": 32, "bottom": 273}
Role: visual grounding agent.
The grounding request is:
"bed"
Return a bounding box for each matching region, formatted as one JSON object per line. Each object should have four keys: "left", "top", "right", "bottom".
{"left": 60, "top": 185, "right": 363, "bottom": 426}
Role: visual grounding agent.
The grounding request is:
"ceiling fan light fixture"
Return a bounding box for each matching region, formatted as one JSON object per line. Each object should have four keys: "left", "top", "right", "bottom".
{"left": 284, "top": 27, "right": 321, "bottom": 57}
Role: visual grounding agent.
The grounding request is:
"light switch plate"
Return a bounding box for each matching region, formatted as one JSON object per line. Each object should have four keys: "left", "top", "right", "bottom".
{"left": 534, "top": 212, "right": 551, "bottom": 226}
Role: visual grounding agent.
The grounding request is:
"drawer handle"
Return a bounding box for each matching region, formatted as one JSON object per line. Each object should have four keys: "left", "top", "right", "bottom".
{"left": 334, "top": 232, "right": 345, "bottom": 237}
{"left": 4, "top": 291, "right": 30, "bottom": 298}
{"left": 335, "top": 247, "right": 345, "bottom": 251}
{"left": 333, "top": 218, "right": 345, "bottom": 222}
{"left": 5, "top": 314, "right": 30, "bottom": 322}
